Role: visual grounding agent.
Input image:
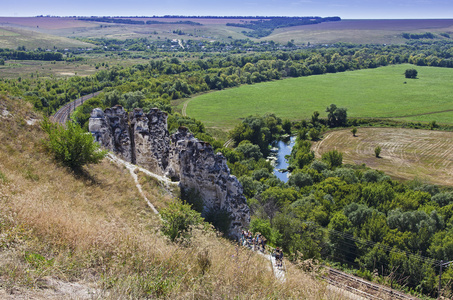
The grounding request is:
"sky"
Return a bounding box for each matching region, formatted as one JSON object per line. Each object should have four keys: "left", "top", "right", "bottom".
{"left": 3, "top": 0, "right": 453, "bottom": 19}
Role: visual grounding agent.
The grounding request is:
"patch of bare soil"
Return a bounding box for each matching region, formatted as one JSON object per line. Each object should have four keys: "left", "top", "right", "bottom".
{"left": 313, "top": 128, "right": 453, "bottom": 186}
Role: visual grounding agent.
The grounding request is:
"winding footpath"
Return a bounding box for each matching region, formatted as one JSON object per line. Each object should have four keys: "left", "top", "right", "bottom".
{"left": 106, "top": 153, "right": 178, "bottom": 215}
{"left": 181, "top": 97, "right": 193, "bottom": 117}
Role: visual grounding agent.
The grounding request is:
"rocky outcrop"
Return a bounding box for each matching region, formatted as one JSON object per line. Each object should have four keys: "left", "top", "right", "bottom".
{"left": 89, "top": 107, "right": 250, "bottom": 239}
{"left": 130, "top": 108, "right": 170, "bottom": 176}
{"left": 168, "top": 127, "right": 250, "bottom": 237}
{"left": 90, "top": 106, "right": 132, "bottom": 163}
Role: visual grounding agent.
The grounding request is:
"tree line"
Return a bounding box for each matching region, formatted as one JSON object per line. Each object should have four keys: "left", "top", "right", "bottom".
{"left": 0, "top": 48, "right": 63, "bottom": 61}
{"left": 226, "top": 17, "right": 341, "bottom": 38}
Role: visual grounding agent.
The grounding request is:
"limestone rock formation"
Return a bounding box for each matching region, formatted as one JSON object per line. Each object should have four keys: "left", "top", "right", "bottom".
{"left": 90, "top": 106, "right": 132, "bottom": 163}
{"left": 89, "top": 106, "right": 250, "bottom": 239}
{"left": 130, "top": 108, "right": 170, "bottom": 176}
{"left": 168, "top": 127, "right": 250, "bottom": 237}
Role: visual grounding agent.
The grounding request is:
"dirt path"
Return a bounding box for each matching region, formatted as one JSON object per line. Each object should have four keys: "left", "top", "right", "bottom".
{"left": 181, "top": 98, "right": 194, "bottom": 117}
{"left": 223, "top": 138, "right": 234, "bottom": 148}
{"left": 106, "top": 153, "right": 179, "bottom": 215}
{"left": 177, "top": 39, "right": 185, "bottom": 50}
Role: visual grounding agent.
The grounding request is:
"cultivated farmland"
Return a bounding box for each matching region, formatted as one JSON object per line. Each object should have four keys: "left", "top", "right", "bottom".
{"left": 313, "top": 127, "right": 453, "bottom": 185}
{"left": 185, "top": 64, "right": 453, "bottom": 131}
{"left": 2, "top": 17, "right": 453, "bottom": 47}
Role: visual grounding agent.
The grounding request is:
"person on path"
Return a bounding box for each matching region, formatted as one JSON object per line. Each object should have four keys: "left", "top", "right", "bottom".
{"left": 261, "top": 236, "right": 267, "bottom": 252}
{"left": 278, "top": 249, "right": 284, "bottom": 268}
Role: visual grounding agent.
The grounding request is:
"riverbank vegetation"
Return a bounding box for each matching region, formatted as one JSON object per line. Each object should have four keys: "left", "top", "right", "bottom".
{"left": 221, "top": 108, "right": 453, "bottom": 298}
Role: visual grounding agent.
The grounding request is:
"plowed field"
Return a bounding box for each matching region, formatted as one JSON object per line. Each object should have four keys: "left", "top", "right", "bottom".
{"left": 312, "top": 128, "right": 453, "bottom": 186}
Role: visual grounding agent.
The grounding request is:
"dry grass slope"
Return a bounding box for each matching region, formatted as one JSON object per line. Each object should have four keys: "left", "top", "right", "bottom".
{"left": 0, "top": 95, "right": 346, "bottom": 299}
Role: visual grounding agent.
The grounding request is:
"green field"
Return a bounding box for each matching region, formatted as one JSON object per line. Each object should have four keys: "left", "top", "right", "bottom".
{"left": 186, "top": 64, "right": 453, "bottom": 130}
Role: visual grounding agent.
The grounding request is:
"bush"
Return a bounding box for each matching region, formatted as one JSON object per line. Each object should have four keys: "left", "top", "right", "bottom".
{"left": 321, "top": 150, "right": 343, "bottom": 169}
{"left": 405, "top": 69, "right": 418, "bottom": 79}
{"left": 432, "top": 192, "right": 453, "bottom": 207}
{"left": 160, "top": 199, "right": 205, "bottom": 242}
{"left": 41, "top": 118, "right": 107, "bottom": 171}
{"left": 288, "top": 172, "right": 313, "bottom": 188}
{"left": 374, "top": 146, "right": 381, "bottom": 158}
{"left": 310, "top": 160, "right": 329, "bottom": 173}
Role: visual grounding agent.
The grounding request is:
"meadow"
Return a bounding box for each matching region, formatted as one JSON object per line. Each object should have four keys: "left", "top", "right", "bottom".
{"left": 185, "top": 64, "right": 453, "bottom": 131}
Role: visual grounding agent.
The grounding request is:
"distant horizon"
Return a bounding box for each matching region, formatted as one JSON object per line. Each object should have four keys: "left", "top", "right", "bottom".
{"left": 1, "top": 15, "right": 453, "bottom": 20}
{"left": 3, "top": 0, "right": 453, "bottom": 20}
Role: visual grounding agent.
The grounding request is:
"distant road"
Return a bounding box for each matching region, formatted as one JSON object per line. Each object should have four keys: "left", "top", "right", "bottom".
{"left": 51, "top": 91, "right": 102, "bottom": 125}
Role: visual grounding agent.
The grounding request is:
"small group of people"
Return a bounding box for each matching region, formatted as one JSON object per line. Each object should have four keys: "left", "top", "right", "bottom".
{"left": 241, "top": 230, "right": 267, "bottom": 252}
{"left": 273, "top": 247, "right": 284, "bottom": 268}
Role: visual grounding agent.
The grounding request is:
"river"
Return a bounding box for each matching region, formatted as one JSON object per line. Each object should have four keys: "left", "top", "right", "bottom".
{"left": 271, "top": 136, "right": 296, "bottom": 183}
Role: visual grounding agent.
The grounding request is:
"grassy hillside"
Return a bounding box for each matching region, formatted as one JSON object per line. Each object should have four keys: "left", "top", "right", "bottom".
{"left": 186, "top": 64, "right": 453, "bottom": 131}
{"left": 265, "top": 19, "right": 453, "bottom": 44}
{"left": 2, "top": 17, "right": 453, "bottom": 47}
{"left": 0, "top": 26, "right": 93, "bottom": 49}
{"left": 0, "top": 95, "right": 340, "bottom": 299}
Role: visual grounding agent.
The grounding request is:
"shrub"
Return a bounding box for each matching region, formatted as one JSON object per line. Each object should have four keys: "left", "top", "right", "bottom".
{"left": 431, "top": 192, "right": 453, "bottom": 206}
{"left": 160, "top": 199, "right": 205, "bottom": 242}
{"left": 374, "top": 146, "right": 381, "bottom": 158}
{"left": 288, "top": 172, "right": 313, "bottom": 188}
{"left": 41, "top": 118, "right": 107, "bottom": 171}
{"left": 321, "top": 150, "right": 343, "bottom": 169}
{"left": 310, "top": 160, "right": 329, "bottom": 173}
{"left": 405, "top": 69, "right": 418, "bottom": 79}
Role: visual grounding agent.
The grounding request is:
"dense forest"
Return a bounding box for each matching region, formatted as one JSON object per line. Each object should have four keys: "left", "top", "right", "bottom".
{"left": 2, "top": 40, "right": 453, "bottom": 297}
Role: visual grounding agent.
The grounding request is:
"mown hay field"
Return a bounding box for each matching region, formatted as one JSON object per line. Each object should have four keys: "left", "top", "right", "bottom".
{"left": 313, "top": 128, "right": 453, "bottom": 186}
{"left": 186, "top": 64, "right": 453, "bottom": 131}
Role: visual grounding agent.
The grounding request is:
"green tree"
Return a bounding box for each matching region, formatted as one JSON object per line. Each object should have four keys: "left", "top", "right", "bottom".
{"left": 326, "top": 104, "right": 347, "bottom": 127}
{"left": 236, "top": 141, "right": 263, "bottom": 160}
{"left": 288, "top": 172, "right": 313, "bottom": 188}
{"left": 375, "top": 146, "right": 381, "bottom": 158}
{"left": 351, "top": 127, "right": 357, "bottom": 136}
{"left": 321, "top": 150, "right": 343, "bottom": 169}
{"left": 282, "top": 119, "right": 292, "bottom": 134}
{"left": 41, "top": 118, "right": 107, "bottom": 171}
{"left": 405, "top": 69, "right": 418, "bottom": 79}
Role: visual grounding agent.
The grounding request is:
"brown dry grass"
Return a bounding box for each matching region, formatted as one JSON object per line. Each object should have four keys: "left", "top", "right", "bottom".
{"left": 313, "top": 127, "right": 453, "bottom": 186}
{"left": 0, "top": 94, "right": 344, "bottom": 299}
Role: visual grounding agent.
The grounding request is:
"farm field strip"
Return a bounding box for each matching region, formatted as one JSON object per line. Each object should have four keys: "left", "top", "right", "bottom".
{"left": 186, "top": 64, "right": 453, "bottom": 131}
{"left": 313, "top": 128, "right": 453, "bottom": 185}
